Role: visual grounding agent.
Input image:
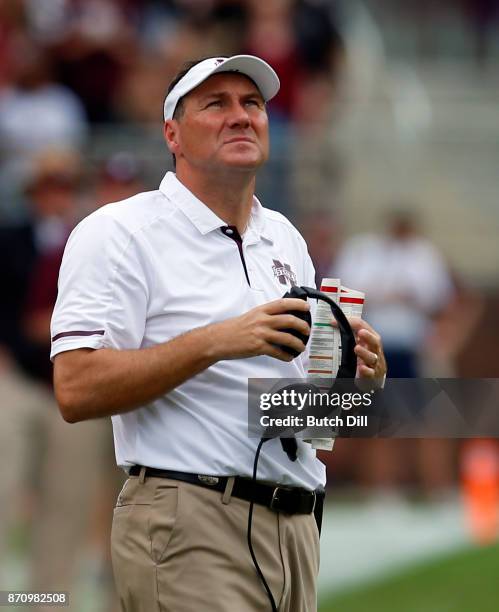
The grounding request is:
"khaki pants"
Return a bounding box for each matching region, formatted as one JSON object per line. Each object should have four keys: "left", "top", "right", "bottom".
{"left": 111, "top": 475, "right": 320, "bottom": 612}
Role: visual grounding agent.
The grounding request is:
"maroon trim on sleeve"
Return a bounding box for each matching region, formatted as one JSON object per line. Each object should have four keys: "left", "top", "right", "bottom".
{"left": 52, "top": 330, "right": 105, "bottom": 342}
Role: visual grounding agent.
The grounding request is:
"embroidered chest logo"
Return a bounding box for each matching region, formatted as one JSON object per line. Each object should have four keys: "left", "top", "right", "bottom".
{"left": 272, "top": 259, "right": 297, "bottom": 286}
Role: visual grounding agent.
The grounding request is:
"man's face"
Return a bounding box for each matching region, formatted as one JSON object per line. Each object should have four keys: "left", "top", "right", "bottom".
{"left": 166, "top": 72, "right": 270, "bottom": 174}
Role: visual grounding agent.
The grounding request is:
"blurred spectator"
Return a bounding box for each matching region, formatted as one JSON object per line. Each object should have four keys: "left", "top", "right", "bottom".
{"left": 0, "top": 148, "right": 82, "bottom": 382}
{"left": 244, "top": 0, "right": 344, "bottom": 123}
{"left": 0, "top": 34, "right": 86, "bottom": 221}
{"left": 331, "top": 209, "right": 456, "bottom": 498}
{"left": 0, "top": 147, "right": 81, "bottom": 592}
{"left": 42, "top": 0, "right": 140, "bottom": 122}
{"left": 0, "top": 35, "right": 87, "bottom": 155}
{"left": 332, "top": 209, "right": 454, "bottom": 377}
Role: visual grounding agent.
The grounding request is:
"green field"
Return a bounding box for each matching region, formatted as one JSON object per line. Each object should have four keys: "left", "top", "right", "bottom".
{"left": 319, "top": 543, "right": 499, "bottom": 612}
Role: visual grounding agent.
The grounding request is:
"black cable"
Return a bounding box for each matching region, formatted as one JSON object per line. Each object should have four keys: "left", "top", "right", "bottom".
{"left": 246, "top": 286, "right": 355, "bottom": 610}
{"left": 247, "top": 438, "right": 278, "bottom": 612}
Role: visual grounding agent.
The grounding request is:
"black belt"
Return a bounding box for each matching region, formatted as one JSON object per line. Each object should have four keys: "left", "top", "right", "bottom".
{"left": 129, "top": 466, "right": 324, "bottom": 516}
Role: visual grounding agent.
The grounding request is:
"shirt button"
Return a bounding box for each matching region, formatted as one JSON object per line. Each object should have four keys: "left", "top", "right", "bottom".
{"left": 225, "top": 228, "right": 234, "bottom": 235}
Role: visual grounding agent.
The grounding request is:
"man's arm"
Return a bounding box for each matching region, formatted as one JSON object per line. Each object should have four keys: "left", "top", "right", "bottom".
{"left": 54, "top": 298, "right": 310, "bottom": 423}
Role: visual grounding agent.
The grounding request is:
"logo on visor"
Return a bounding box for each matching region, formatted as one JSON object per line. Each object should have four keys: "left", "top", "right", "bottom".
{"left": 272, "top": 259, "right": 297, "bottom": 286}
{"left": 215, "top": 59, "right": 224, "bottom": 65}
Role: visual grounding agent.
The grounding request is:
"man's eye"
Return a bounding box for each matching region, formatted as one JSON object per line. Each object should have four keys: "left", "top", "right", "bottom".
{"left": 246, "top": 100, "right": 260, "bottom": 107}
{"left": 206, "top": 100, "right": 222, "bottom": 108}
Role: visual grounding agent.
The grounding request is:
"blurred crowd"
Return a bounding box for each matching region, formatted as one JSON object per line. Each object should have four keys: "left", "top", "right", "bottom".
{"left": 0, "top": 0, "right": 498, "bottom": 609}
{"left": 0, "top": 0, "right": 352, "bottom": 240}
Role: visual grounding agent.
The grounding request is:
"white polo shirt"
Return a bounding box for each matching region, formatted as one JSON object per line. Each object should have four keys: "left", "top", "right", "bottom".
{"left": 51, "top": 172, "right": 326, "bottom": 490}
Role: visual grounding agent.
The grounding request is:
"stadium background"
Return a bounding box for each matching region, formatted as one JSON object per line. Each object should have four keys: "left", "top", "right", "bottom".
{"left": 0, "top": 1, "right": 498, "bottom": 610}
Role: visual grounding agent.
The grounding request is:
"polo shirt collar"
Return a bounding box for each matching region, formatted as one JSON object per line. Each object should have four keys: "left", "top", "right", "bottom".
{"left": 160, "top": 172, "right": 224, "bottom": 235}
{"left": 159, "top": 172, "right": 273, "bottom": 243}
{"left": 245, "top": 195, "right": 273, "bottom": 244}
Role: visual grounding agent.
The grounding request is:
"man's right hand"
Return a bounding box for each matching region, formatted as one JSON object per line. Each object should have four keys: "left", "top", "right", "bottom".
{"left": 209, "top": 298, "right": 311, "bottom": 362}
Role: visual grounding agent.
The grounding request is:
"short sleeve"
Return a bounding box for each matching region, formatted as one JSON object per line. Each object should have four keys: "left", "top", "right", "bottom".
{"left": 50, "top": 211, "right": 150, "bottom": 361}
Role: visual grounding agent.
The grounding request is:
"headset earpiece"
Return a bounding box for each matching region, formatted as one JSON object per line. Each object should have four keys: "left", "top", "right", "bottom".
{"left": 277, "top": 286, "right": 312, "bottom": 358}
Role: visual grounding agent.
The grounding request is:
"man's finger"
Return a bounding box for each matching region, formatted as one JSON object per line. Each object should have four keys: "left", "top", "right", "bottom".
{"left": 354, "top": 344, "right": 378, "bottom": 368}
{"left": 357, "top": 364, "right": 376, "bottom": 378}
{"left": 331, "top": 316, "right": 377, "bottom": 336}
{"left": 356, "top": 328, "right": 381, "bottom": 351}
{"left": 267, "top": 330, "right": 306, "bottom": 355}
{"left": 268, "top": 313, "right": 310, "bottom": 336}
{"left": 264, "top": 298, "right": 311, "bottom": 315}
{"left": 263, "top": 342, "right": 297, "bottom": 362}
{"left": 346, "top": 316, "right": 376, "bottom": 333}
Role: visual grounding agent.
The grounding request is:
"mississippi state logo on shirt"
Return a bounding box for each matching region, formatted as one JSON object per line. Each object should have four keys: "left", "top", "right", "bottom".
{"left": 272, "top": 259, "right": 297, "bottom": 286}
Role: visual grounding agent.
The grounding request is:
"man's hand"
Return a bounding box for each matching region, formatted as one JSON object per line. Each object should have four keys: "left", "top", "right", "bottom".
{"left": 210, "top": 298, "right": 311, "bottom": 362}
{"left": 332, "top": 316, "right": 387, "bottom": 381}
{"left": 348, "top": 317, "right": 387, "bottom": 381}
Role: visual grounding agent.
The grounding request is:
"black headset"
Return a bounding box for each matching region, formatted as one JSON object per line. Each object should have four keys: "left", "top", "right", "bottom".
{"left": 280, "top": 285, "right": 357, "bottom": 376}
{"left": 263, "top": 285, "right": 358, "bottom": 452}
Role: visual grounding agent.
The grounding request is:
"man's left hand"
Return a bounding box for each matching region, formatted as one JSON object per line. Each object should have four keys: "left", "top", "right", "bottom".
{"left": 349, "top": 317, "right": 387, "bottom": 380}
{"left": 333, "top": 317, "right": 387, "bottom": 383}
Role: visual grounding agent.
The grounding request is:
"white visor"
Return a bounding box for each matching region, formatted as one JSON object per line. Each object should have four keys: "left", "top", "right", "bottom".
{"left": 163, "top": 55, "right": 280, "bottom": 121}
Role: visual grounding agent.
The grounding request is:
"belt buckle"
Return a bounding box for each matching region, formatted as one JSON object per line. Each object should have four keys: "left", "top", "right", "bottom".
{"left": 270, "top": 487, "right": 283, "bottom": 512}
{"left": 197, "top": 475, "right": 219, "bottom": 486}
{"left": 311, "top": 490, "right": 317, "bottom": 513}
{"left": 270, "top": 487, "right": 317, "bottom": 514}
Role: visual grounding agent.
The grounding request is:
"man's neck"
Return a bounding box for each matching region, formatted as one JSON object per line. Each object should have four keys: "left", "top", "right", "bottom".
{"left": 175, "top": 167, "right": 256, "bottom": 234}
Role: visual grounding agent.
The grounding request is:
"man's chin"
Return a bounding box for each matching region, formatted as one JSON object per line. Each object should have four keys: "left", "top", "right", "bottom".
{"left": 220, "top": 153, "right": 266, "bottom": 171}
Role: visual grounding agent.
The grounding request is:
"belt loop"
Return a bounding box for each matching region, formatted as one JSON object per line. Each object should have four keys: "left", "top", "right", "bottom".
{"left": 139, "top": 466, "right": 146, "bottom": 484}
{"left": 222, "top": 477, "right": 235, "bottom": 505}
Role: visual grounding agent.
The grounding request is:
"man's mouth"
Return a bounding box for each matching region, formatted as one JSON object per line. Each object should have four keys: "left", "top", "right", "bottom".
{"left": 224, "top": 137, "right": 255, "bottom": 144}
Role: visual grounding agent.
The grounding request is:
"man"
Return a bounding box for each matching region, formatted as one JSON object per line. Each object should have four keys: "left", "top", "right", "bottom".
{"left": 51, "top": 55, "right": 386, "bottom": 611}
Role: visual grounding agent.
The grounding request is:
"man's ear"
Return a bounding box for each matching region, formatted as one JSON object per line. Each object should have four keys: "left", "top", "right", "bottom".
{"left": 164, "top": 120, "right": 180, "bottom": 156}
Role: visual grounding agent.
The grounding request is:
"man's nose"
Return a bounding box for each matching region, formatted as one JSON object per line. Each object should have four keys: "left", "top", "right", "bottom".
{"left": 226, "top": 103, "right": 251, "bottom": 128}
